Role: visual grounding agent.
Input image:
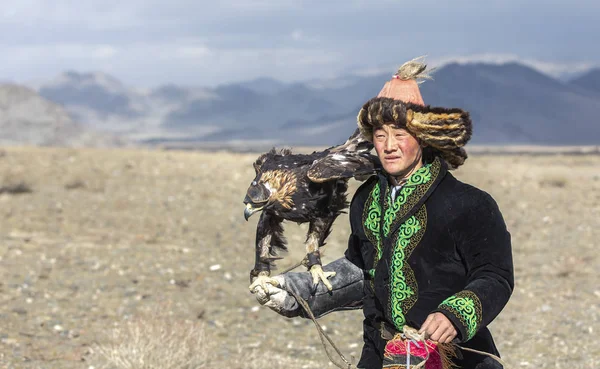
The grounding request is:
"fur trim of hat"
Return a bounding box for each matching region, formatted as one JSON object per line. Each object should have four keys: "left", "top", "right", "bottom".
{"left": 357, "top": 97, "right": 472, "bottom": 169}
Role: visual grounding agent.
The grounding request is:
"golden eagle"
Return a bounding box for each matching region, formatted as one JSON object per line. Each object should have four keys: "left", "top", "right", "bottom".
{"left": 244, "top": 128, "right": 378, "bottom": 291}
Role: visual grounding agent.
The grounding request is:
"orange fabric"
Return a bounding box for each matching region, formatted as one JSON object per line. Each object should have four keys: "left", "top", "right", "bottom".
{"left": 377, "top": 78, "right": 424, "bottom": 106}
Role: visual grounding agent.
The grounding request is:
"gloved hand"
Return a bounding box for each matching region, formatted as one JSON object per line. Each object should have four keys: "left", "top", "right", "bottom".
{"left": 250, "top": 257, "right": 365, "bottom": 319}
{"left": 251, "top": 275, "right": 302, "bottom": 317}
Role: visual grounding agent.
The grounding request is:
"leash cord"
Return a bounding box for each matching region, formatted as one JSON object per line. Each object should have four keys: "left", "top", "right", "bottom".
{"left": 288, "top": 289, "right": 357, "bottom": 369}
{"left": 457, "top": 346, "right": 507, "bottom": 367}
{"left": 280, "top": 260, "right": 356, "bottom": 368}
{"left": 279, "top": 260, "right": 304, "bottom": 275}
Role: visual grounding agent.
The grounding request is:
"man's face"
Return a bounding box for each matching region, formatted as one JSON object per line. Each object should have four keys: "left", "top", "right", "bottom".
{"left": 373, "top": 125, "right": 423, "bottom": 179}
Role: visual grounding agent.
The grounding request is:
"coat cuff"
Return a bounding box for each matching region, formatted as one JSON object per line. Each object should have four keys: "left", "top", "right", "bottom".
{"left": 434, "top": 290, "right": 482, "bottom": 342}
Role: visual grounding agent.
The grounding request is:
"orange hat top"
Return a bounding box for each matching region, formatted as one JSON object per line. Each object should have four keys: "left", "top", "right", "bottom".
{"left": 375, "top": 57, "right": 432, "bottom": 105}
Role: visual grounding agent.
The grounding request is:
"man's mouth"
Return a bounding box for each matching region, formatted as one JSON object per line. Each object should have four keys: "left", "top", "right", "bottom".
{"left": 384, "top": 156, "right": 402, "bottom": 161}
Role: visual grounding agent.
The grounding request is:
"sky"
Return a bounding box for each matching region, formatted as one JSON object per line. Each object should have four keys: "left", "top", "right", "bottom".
{"left": 1, "top": 0, "right": 599, "bottom": 87}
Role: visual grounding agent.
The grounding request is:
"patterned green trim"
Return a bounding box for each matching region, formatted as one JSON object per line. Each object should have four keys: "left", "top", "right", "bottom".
{"left": 363, "top": 182, "right": 383, "bottom": 264}
{"left": 383, "top": 158, "right": 440, "bottom": 237}
{"left": 362, "top": 158, "right": 440, "bottom": 265}
{"left": 389, "top": 206, "right": 426, "bottom": 330}
{"left": 438, "top": 290, "right": 483, "bottom": 340}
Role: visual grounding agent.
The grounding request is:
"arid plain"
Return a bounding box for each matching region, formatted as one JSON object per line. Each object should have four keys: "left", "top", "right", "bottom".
{"left": 0, "top": 146, "right": 598, "bottom": 368}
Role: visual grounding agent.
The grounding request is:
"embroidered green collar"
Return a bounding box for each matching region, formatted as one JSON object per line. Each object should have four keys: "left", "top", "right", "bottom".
{"left": 362, "top": 157, "right": 444, "bottom": 256}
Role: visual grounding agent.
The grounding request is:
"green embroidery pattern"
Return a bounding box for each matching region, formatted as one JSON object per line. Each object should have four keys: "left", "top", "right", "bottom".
{"left": 383, "top": 164, "right": 432, "bottom": 237}
{"left": 384, "top": 158, "right": 440, "bottom": 237}
{"left": 389, "top": 206, "right": 426, "bottom": 330}
{"left": 363, "top": 182, "right": 382, "bottom": 261}
{"left": 439, "top": 290, "right": 483, "bottom": 340}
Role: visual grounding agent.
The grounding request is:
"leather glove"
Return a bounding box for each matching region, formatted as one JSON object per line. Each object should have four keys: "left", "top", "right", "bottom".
{"left": 250, "top": 257, "right": 365, "bottom": 318}
{"left": 251, "top": 275, "right": 302, "bottom": 317}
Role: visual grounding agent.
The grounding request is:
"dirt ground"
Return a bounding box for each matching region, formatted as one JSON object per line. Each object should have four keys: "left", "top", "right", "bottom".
{"left": 0, "top": 146, "right": 598, "bottom": 369}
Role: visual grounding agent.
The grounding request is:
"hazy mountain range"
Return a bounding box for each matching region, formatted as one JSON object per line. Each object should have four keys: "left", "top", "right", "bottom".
{"left": 0, "top": 84, "right": 124, "bottom": 147}
{"left": 3, "top": 62, "right": 600, "bottom": 148}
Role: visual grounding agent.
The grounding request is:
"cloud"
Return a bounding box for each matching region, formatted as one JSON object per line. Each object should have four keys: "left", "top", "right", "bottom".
{"left": 175, "top": 46, "right": 213, "bottom": 59}
{"left": 1, "top": 40, "right": 344, "bottom": 86}
{"left": 291, "top": 30, "right": 304, "bottom": 41}
{"left": 92, "top": 45, "right": 119, "bottom": 59}
{"left": 430, "top": 54, "right": 598, "bottom": 78}
{"left": 8, "top": 44, "right": 118, "bottom": 61}
{"left": 1, "top": 1, "right": 144, "bottom": 30}
{"left": 1, "top": 1, "right": 599, "bottom": 86}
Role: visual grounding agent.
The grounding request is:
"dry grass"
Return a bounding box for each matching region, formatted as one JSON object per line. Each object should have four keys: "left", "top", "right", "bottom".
{"left": 85, "top": 299, "right": 323, "bottom": 369}
{"left": 0, "top": 171, "right": 33, "bottom": 194}
{"left": 538, "top": 173, "right": 569, "bottom": 188}
{"left": 89, "top": 309, "right": 209, "bottom": 369}
{"left": 0, "top": 180, "right": 32, "bottom": 194}
{"left": 87, "top": 310, "right": 322, "bottom": 369}
{"left": 0, "top": 160, "right": 33, "bottom": 194}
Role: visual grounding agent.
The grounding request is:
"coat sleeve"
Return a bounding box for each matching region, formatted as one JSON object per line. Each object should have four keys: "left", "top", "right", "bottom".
{"left": 434, "top": 191, "right": 514, "bottom": 342}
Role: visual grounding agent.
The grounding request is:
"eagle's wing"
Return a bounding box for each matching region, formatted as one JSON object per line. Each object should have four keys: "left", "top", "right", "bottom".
{"left": 307, "top": 128, "right": 380, "bottom": 183}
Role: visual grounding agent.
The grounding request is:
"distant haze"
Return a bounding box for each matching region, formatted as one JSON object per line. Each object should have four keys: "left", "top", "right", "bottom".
{"left": 1, "top": 61, "right": 596, "bottom": 147}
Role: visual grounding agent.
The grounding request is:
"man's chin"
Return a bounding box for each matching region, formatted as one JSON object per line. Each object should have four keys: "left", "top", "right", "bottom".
{"left": 383, "top": 164, "right": 409, "bottom": 177}
{"left": 383, "top": 158, "right": 424, "bottom": 180}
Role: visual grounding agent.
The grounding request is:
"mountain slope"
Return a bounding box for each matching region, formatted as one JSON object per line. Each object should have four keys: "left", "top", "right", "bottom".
{"left": 39, "top": 71, "right": 144, "bottom": 119}
{"left": 0, "top": 84, "right": 123, "bottom": 147}
{"left": 569, "top": 68, "right": 600, "bottom": 95}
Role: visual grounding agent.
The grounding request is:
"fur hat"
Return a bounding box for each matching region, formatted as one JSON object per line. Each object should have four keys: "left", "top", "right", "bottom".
{"left": 357, "top": 57, "right": 473, "bottom": 169}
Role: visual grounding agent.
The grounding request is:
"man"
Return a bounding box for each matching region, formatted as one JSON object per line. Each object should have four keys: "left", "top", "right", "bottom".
{"left": 251, "top": 59, "right": 514, "bottom": 369}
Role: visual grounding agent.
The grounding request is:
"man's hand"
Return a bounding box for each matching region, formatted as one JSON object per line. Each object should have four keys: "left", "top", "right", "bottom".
{"left": 418, "top": 312, "right": 457, "bottom": 343}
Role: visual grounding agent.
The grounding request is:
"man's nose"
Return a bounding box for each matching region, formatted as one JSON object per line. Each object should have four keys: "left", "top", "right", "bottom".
{"left": 385, "top": 137, "right": 397, "bottom": 152}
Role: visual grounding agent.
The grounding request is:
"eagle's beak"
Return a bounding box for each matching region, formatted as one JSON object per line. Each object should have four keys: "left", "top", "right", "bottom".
{"left": 244, "top": 183, "right": 269, "bottom": 221}
{"left": 244, "top": 202, "right": 264, "bottom": 221}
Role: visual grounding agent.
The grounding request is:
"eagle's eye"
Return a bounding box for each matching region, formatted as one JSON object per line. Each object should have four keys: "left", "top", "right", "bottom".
{"left": 245, "top": 182, "right": 271, "bottom": 205}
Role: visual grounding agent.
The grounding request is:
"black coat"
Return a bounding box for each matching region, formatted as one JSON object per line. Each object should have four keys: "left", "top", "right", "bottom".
{"left": 344, "top": 157, "right": 514, "bottom": 369}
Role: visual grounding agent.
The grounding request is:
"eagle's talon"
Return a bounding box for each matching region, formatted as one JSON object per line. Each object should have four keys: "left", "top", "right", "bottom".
{"left": 249, "top": 273, "right": 280, "bottom": 294}
{"left": 309, "top": 264, "right": 336, "bottom": 291}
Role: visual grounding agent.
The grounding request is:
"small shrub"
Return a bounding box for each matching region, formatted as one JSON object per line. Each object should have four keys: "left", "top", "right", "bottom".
{"left": 64, "top": 179, "right": 86, "bottom": 190}
{"left": 89, "top": 312, "right": 208, "bottom": 369}
{"left": 539, "top": 175, "right": 568, "bottom": 188}
{"left": 0, "top": 181, "right": 33, "bottom": 194}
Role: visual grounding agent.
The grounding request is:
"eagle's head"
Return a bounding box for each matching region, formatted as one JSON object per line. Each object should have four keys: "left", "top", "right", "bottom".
{"left": 244, "top": 149, "right": 297, "bottom": 220}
